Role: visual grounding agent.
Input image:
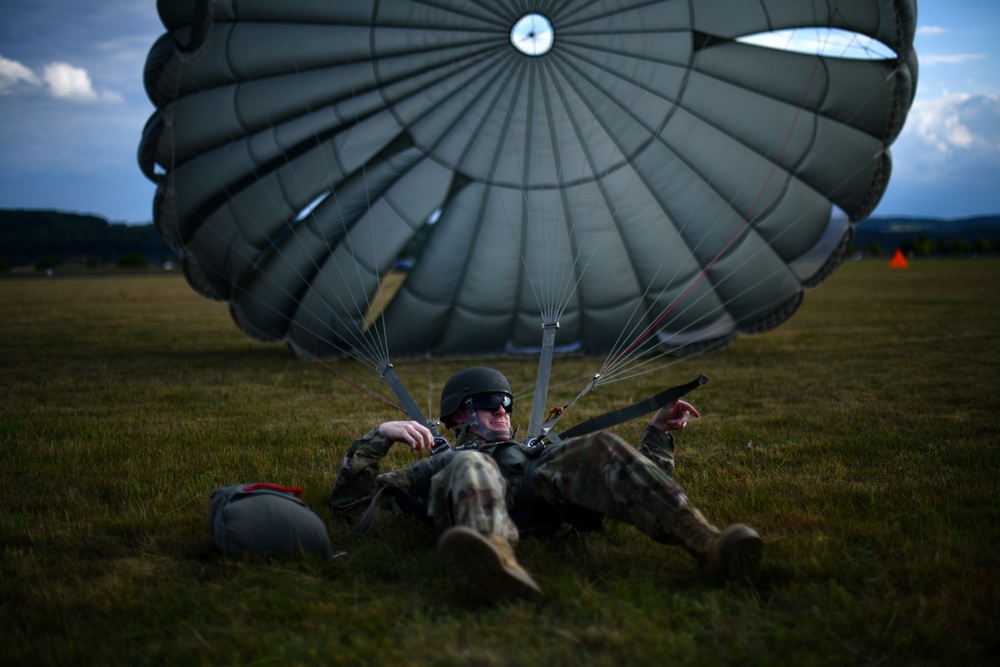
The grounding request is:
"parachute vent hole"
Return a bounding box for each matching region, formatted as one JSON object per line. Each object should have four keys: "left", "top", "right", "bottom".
{"left": 511, "top": 13, "right": 554, "bottom": 57}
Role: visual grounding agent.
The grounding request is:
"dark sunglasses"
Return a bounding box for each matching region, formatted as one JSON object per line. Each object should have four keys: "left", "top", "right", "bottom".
{"left": 469, "top": 392, "right": 514, "bottom": 413}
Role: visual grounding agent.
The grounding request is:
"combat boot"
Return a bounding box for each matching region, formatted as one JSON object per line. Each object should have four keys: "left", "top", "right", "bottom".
{"left": 673, "top": 504, "right": 764, "bottom": 578}
{"left": 437, "top": 526, "right": 544, "bottom": 603}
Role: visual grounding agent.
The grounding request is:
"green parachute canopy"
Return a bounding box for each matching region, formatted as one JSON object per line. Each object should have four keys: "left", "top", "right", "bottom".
{"left": 140, "top": 0, "right": 918, "bottom": 362}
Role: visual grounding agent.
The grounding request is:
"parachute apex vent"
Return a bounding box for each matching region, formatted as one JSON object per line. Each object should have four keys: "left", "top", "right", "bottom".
{"left": 511, "top": 13, "right": 554, "bottom": 56}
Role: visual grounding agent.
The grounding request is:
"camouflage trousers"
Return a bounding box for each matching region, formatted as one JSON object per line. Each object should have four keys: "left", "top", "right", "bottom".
{"left": 428, "top": 431, "right": 690, "bottom": 546}
{"left": 429, "top": 450, "right": 521, "bottom": 544}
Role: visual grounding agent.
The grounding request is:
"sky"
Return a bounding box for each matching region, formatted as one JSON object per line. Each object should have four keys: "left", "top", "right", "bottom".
{"left": 0, "top": 1, "right": 998, "bottom": 224}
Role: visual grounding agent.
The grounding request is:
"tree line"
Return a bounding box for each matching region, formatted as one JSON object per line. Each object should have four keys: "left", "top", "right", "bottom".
{"left": 859, "top": 235, "right": 999, "bottom": 258}
{"left": 851, "top": 214, "right": 1000, "bottom": 258}
{"left": 4, "top": 208, "right": 998, "bottom": 274}
{"left": 0, "top": 209, "right": 177, "bottom": 272}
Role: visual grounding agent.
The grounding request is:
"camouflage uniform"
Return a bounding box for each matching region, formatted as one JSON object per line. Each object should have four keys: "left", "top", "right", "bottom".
{"left": 329, "top": 422, "right": 689, "bottom": 546}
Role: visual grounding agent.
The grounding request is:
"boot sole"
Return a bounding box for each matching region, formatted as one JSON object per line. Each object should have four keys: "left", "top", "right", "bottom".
{"left": 437, "top": 526, "right": 544, "bottom": 603}
{"left": 715, "top": 524, "right": 765, "bottom": 579}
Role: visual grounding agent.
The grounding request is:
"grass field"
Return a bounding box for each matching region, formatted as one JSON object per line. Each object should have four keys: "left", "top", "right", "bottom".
{"left": 2, "top": 259, "right": 998, "bottom": 666}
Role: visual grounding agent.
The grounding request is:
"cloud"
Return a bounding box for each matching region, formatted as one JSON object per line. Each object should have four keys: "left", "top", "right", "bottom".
{"left": 43, "top": 62, "right": 99, "bottom": 100}
{"left": 0, "top": 54, "right": 121, "bottom": 102}
{"left": 905, "top": 91, "right": 1000, "bottom": 158}
{"left": 877, "top": 87, "right": 1000, "bottom": 216}
{"left": 0, "top": 54, "right": 40, "bottom": 94}
{"left": 917, "top": 26, "right": 947, "bottom": 37}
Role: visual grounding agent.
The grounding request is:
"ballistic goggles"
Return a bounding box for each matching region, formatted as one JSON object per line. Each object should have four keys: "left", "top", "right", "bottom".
{"left": 468, "top": 392, "right": 514, "bottom": 413}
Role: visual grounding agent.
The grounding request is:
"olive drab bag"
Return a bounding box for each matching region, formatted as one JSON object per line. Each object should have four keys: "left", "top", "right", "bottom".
{"left": 208, "top": 483, "right": 335, "bottom": 561}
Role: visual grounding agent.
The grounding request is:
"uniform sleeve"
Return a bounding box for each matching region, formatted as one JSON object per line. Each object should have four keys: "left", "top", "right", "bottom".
{"left": 328, "top": 426, "right": 395, "bottom": 510}
{"left": 637, "top": 425, "right": 676, "bottom": 475}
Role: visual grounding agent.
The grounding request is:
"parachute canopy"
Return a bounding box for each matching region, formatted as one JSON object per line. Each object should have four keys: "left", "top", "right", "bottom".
{"left": 140, "top": 0, "right": 917, "bottom": 361}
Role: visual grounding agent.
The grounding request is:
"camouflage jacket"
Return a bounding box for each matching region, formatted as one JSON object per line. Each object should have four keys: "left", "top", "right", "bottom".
{"left": 328, "top": 423, "right": 676, "bottom": 515}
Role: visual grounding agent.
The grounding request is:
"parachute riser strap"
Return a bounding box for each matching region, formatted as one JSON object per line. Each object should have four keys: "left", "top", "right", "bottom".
{"left": 526, "top": 321, "right": 559, "bottom": 440}
{"left": 378, "top": 363, "right": 451, "bottom": 454}
{"left": 320, "top": 360, "right": 402, "bottom": 412}
{"left": 546, "top": 375, "right": 709, "bottom": 444}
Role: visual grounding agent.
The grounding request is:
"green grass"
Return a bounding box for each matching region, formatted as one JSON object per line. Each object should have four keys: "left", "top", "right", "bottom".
{"left": 2, "top": 260, "right": 998, "bottom": 666}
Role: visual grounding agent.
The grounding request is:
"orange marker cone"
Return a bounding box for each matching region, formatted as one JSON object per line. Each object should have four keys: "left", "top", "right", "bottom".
{"left": 889, "top": 249, "right": 908, "bottom": 269}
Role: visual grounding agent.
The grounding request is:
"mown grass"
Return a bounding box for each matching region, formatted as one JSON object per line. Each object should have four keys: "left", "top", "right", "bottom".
{"left": 1, "top": 260, "right": 998, "bottom": 666}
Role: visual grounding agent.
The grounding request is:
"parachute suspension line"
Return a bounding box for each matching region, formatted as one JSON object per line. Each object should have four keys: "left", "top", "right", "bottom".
{"left": 291, "top": 124, "right": 405, "bottom": 373}
{"left": 151, "top": 10, "right": 545, "bottom": 419}
{"left": 600, "top": 128, "right": 857, "bottom": 378}
{"left": 528, "top": 60, "right": 565, "bottom": 328}
{"left": 194, "top": 128, "right": 430, "bottom": 401}
{"left": 487, "top": 45, "right": 624, "bottom": 430}
{"left": 513, "top": 59, "right": 565, "bottom": 440}
{"left": 531, "top": 47, "right": 643, "bottom": 423}
{"left": 353, "top": 158, "right": 393, "bottom": 369}
{"left": 461, "top": 51, "right": 580, "bottom": 360}
{"left": 594, "top": 99, "right": 762, "bottom": 371}
{"left": 315, "top": 359, "right": 403, "bottom": 413}
{"left": 517, "top": 58, "right": 553, "bottom": 325}
{"left": 462, "top": 45, "right": 585, "bottom": 425}
{"left": 257, "top": 109, "right": 380, "bottom": 369}
{"left": 597, "top": 260, "right": 814, "bottom": 386}
{"left": 519, "top": 49, "right": 635, "bottom": 426}
{"left": 514, "top": 56, "right": 594, "bottom": 333}
{"left": 595, "top": 30, "right": 891, "bottom": 381}
{"left": 230, "top": 49, "right": 388, "bottom": 370}
{"left": 540, "top": 55, "right": 611, "bottom": 329}
{"left": 303, "top": 155, "right": 385, "bottom": 367}
{"left": 212, "top": 122, "right": 435, "bottom": 414}
{"left": 171, "top": 162, "right": 386, "bottom": 373}
{"left": 253, "top": 44, "right": 502, "bottom": 375}
{"left": 142, "top": 4, "right": 915, "bottom": 428}
{"left": 577, "top": 4, "right": 876, "bottom": 385}
{"left": 183, "top": 199, "right": 389, "bottom": 379}
{"left": 425, "top": 364, "right": 438, "bottom": 426}
{"left": 547, "top": 43, "right": 682, "bottom": 361}
{"left": 509, "top": 33, "right": 686, "bottom": 421}
{"left": 598, "top": 55, "right": 825, "bottom": 382}
{"left": 256, "top": 212, "right": 391, "bottom": 373}
{"left": 164, "top": 75, "right": 391, "bottom": 376}
{"left": 367, "top": 11, "right": 822, "bottom": 407}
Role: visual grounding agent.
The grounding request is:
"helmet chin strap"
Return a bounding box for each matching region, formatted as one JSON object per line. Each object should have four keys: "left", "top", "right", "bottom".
{"left": 465, "top": 398, "right": 500, "bottom": 441}
{"left": 456, "top": 397, "right": 510, "bottom": 441}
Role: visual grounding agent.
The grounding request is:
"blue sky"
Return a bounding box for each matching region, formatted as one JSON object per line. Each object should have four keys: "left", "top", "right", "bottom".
{"left": 0, "top": 1, "right": 997, "bottom": 224}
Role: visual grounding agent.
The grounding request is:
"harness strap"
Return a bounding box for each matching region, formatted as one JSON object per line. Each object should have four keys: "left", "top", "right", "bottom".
{"left": 508, "top": 444, "right": 566, "bottom": 534}
{"left": 349, "top": 485, "right": 431, "bottom": 536}
{"left": 521, "top": 454, "right": 542, "bottom": 511}
{"left": 550, "top": 375, "right": 709, "bottom": 443}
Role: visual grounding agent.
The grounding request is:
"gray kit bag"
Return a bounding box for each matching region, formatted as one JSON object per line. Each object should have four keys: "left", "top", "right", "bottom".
{"left": 209, "top": 483, "right": 335, "bottom": 561}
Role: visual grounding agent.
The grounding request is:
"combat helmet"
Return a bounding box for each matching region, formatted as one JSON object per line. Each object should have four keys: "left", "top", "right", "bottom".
{"left": 439, "top": 367, "right": 513, "bottom": 430}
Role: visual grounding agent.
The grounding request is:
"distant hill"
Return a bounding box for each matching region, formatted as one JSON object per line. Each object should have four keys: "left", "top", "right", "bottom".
{"left": 852, "top": 215, "right": 1000, "bottom": 253}
{"left": 0, "top": 209, "right": 178, "bottom": 267}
